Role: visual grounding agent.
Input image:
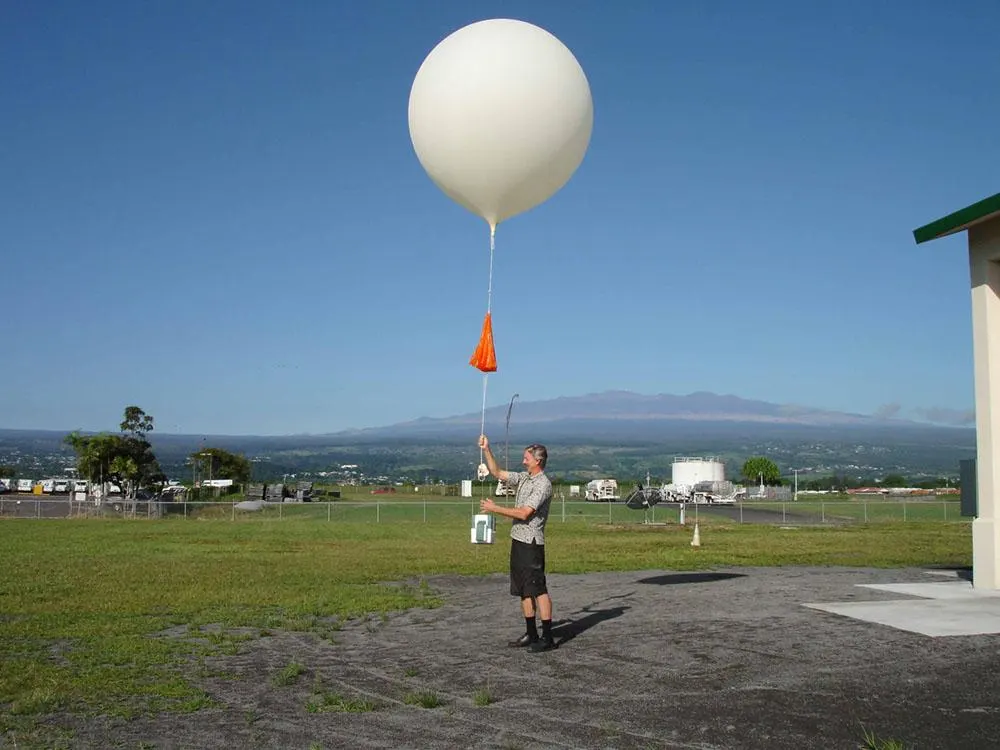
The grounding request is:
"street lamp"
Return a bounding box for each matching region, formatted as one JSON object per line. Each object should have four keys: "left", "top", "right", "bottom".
{"left": 197, "top": 453, "right": 213, "bottom": 494}
{"left": 205, "top": 455, "right": 213, "bottom": 484}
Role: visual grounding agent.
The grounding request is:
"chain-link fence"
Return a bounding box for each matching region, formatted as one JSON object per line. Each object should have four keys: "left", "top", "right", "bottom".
{"left": 0, "top": 494, "right": 966, "bottom": 525}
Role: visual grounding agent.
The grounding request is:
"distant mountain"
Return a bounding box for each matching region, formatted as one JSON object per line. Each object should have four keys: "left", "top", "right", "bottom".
{"left": 332, "top": 390, "right": 941, "bottom": 442}
{"left": 0, "top": 391, "right": 975, "bottom": 481}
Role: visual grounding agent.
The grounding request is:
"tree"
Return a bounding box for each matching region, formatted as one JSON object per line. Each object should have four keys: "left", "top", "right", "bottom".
{"left": 190, "top": 447, "right": 251, "bottom": 485}
{"left": 117, "top": 436, "right": 166, "bottom": 497}
{"left": 110, "top": 455, "right": 140, "bottom": 498}
{"left": 881, "top": 474, "right": 908, "bottom": 488}
{"left": 65, "top": 432, "right": 121, "bottom": 484}
{"left": 0, "top": 464, "right": 17, "bottom": 478}
{"left": 121, "top": 406, "right": 154, "bottom": 439}
{"left": 741, "top": 457, "right": 781, "bottom": 487}
{"left": 65, "top": 406, "right": 165, "bottom": 498}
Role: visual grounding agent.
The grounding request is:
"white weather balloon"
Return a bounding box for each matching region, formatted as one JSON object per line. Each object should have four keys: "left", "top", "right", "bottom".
{"left": 408, "top": 18, "right": 593, "bottom": 229}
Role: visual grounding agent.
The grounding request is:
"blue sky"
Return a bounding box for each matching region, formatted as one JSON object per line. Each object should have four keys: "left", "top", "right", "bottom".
{"left": 3, "top": 0, "right": 998, "bottom": 435}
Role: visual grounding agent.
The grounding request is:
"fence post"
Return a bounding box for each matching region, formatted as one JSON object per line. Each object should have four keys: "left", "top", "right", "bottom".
{"left": 943, "top": 501, "right": 947, "bottom": 522}
{"left": 232, "top": 501, "right": 236, "bottom": 521}
{"left": 608, "top": 500, "right": 612, "bottom": 525}
{"left": 821, "top": 501, "right": 825, "bottom": 524}
{"left": 377, "top": 502, "right": 380, "bottom": 523}
{"left": 328, "top": 502, "right": 332, "bottom": 522}
{"left": 903, "top": 500, "right": 907, "bottom": 522}
{"left": 782, "top": 502, "right": 786, "bottom": 523}
{"left": 864, "top": 502, "right": 868, "bottom": 523}
{"left": 423, "top": 500, "right": 426, "bottom": 522}
{"left": 739, "top": 502, "right": 743, "bottom": 524}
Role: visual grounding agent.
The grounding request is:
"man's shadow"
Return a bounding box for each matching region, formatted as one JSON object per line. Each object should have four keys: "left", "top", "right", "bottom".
{"left": 551, "top": 594, "right": 633, "bottom": 647}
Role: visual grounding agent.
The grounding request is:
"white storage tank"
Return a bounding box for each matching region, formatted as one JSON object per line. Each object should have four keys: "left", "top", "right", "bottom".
{"left": 671, "top": 457, "right": 725, "bottom": 487}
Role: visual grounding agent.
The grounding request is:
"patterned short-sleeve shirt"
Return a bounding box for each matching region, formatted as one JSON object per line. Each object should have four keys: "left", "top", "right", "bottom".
{"left": 506, "top": 470, "right": 553, "bottom": 545}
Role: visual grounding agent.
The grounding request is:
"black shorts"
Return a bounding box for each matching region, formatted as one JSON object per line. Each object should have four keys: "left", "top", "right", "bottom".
{"left": 510, "top": 539, "right": 547, "bottom": 598}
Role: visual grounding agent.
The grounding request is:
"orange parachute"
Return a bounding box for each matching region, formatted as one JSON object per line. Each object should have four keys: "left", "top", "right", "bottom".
{"left": 469, "top": 312, "right": 497, "bottom": 373}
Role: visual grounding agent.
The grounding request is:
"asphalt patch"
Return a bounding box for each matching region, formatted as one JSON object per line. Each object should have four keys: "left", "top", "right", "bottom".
{"left": 51, "top": 567, "right": 1000, "bottom": 749}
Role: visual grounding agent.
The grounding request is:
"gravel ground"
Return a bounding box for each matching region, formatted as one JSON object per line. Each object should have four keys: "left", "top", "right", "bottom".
{"left": 28, "top": 565, "right": 999, "bottom": 750}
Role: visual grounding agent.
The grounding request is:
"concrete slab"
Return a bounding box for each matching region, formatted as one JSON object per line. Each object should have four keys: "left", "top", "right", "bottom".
{"left": 805, "top": 598, "right": 1000, "bottom": 636}
{"left": 861, "top": 580, "right": 1000, "bottom": 600}
{"left": 804, "top": 570, "right": 1000, "bottom": 637}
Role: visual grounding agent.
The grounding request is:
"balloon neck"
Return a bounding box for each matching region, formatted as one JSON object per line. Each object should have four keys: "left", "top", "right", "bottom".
{"left": 489, "top": 223, "right": 496, "bottom": 241}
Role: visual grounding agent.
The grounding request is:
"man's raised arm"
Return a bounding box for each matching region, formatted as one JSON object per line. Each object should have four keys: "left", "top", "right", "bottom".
{"left": 479, "top": 434, "right": 509, "bottom": 481}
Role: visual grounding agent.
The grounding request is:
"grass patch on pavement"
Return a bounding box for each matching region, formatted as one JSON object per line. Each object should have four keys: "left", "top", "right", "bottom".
{"left": 305, "top": 691, "right": 376, "bottom": 713}
{"left": 404, "top": 690, "right": 442, "bottom": 708}
{"left": 0, "top": 516, "right": 970, "bottom": 731}
{"left": 272, "top": 660, "right": 305, "bottom": 687}
{"left": 473, "top": 686, "right": 494, "bottom": 707}
{"left": 861, "top": 724, "right": 906, "bottom": 749}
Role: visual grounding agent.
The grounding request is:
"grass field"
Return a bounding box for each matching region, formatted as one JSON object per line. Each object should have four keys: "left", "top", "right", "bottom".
{"left": 0, "top": 514, "right": 972, "bottom": 740}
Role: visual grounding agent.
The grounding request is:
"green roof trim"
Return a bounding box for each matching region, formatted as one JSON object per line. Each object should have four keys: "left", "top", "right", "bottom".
{"left": 914, "top": 192, "right": 1000, "bottom": 244}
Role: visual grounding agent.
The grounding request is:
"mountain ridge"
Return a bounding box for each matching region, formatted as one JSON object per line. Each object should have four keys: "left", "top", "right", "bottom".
{"left": 0, "top": 390, "right": 975, "bottom": 481}
{"left": 332, "top": 390, "right": 939, "bottom": 438}
{"left": 0, "top": 391, "right": 969, "bottom": 441}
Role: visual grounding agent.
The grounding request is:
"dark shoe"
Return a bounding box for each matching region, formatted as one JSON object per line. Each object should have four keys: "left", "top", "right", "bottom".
{"left": 529, "top": 637, "right": 557, "bottom": 653}
{"left": 507, "top": 633, "right": 538, "bottom": 648}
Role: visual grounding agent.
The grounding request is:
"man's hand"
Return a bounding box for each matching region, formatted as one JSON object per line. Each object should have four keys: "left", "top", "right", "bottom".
{"left": 481, "top": 497, "right": 533, "bottom": 521}
{"left": 479, "top": 434, "right": 504, "bottom": 481}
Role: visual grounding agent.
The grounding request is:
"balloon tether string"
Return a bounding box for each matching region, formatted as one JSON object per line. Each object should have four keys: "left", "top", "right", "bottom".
{"left": 479, "top": 224, "right": 496, "bottom": 468}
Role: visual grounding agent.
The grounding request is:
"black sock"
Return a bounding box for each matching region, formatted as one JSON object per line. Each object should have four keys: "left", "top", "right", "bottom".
{"left": 541, "top": 619, "right": 552, "bottom": 640}
{"left": 525, "top": 617, "right": 538, "bottom": 639}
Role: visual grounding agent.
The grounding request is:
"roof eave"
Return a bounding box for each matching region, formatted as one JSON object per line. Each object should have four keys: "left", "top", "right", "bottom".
{"left": 913, "top": 192, "right": 1000, "bottom": 245}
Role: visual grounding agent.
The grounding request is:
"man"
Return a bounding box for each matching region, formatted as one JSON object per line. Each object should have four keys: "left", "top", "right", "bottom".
{"left": 478, "top": 434, "right": 556, "bottom": 652}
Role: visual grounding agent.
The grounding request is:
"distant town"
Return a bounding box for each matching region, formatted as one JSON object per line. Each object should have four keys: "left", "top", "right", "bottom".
{"left": 0, "top": 432, "right": 966, "bottom": 502}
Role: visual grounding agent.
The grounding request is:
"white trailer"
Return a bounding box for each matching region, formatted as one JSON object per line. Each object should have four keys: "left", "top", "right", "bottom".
{"left": 663, "top": 479, "right": 742, "bottom": 504}
{"left": 585, "top": 479, "right": 620, "bottom": 502}
{"left": 495, "top": 479, "right": 516, "bottom": 497}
